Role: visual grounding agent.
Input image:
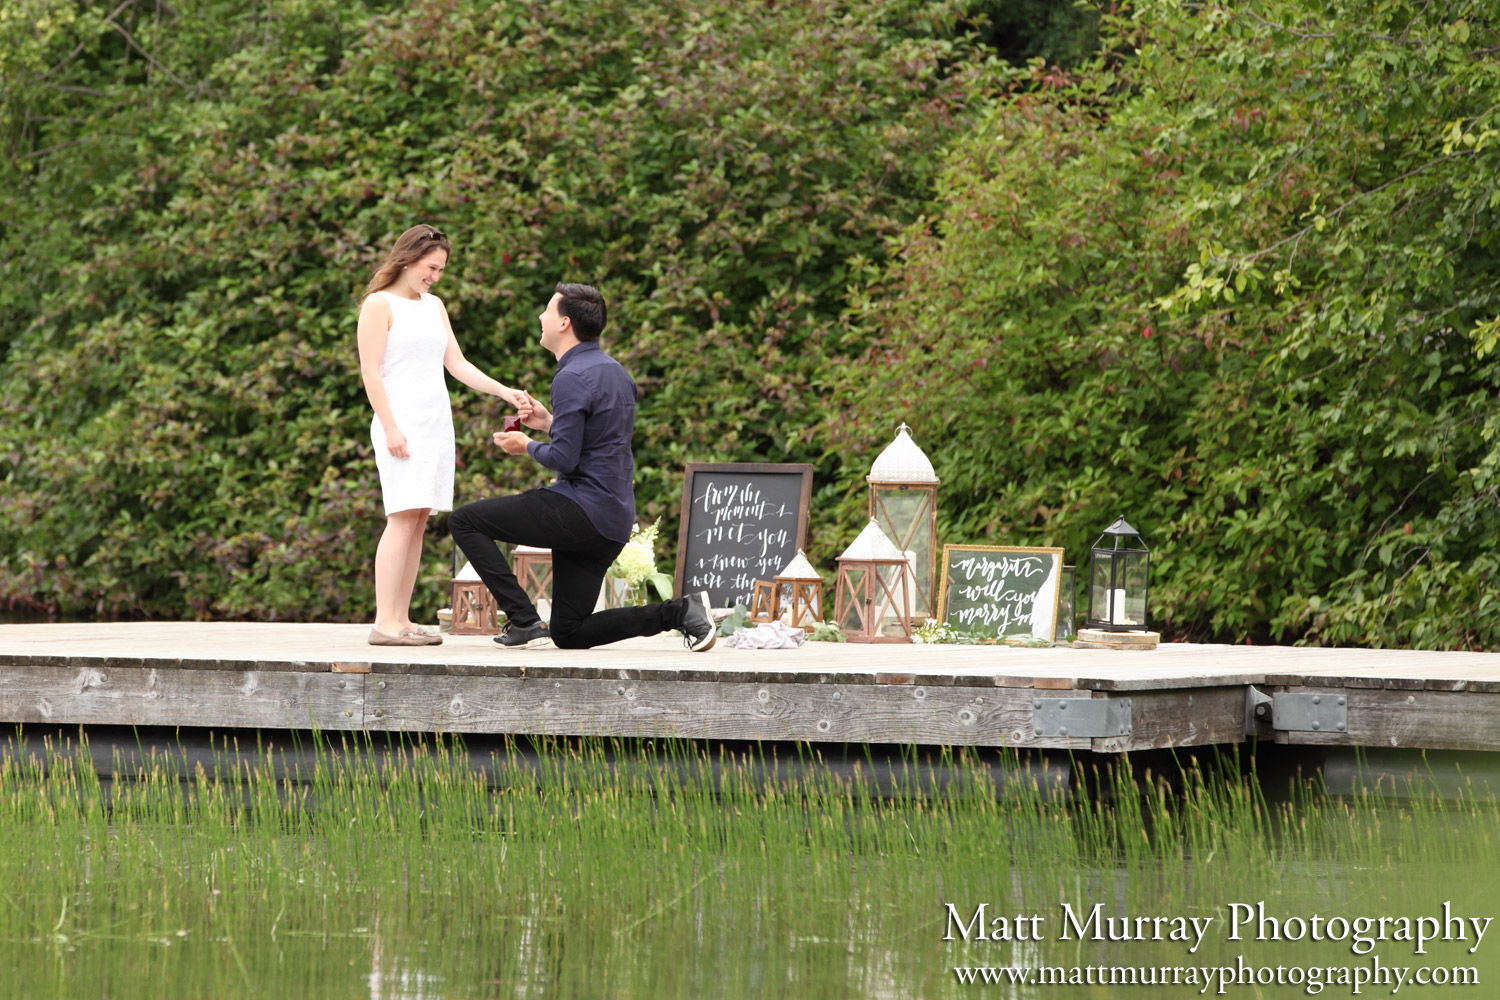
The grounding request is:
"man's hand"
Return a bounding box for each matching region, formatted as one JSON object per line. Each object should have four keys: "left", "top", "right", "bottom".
{"left": 493, "top": 430, "right": 531, "bottom": 455}
{"left": 497, "top": 385, "right": 529, "bottom": 411}
{"left": 520, "top": 392, "right": 553, "bottom": 433}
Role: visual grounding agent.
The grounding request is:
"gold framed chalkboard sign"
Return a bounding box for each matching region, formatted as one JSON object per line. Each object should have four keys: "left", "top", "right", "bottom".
{"left": 936, "top": 545, "right": 1065, "bottom": 641}
{"left": 674, "top": 462, "right": 814, "bottom": 610}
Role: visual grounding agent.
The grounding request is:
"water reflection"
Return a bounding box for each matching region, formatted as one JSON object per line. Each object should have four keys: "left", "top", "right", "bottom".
{"left": 0, "top": 737, "right": 1497, "bottom": 998}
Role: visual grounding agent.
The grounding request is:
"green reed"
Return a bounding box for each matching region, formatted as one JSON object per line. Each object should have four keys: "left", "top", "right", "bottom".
{"left": 1, "top": 733, "right": 1497, "bottom": 998}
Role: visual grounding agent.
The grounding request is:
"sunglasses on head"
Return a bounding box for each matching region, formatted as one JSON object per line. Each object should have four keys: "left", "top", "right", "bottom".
{"left": 426, "top": 229, "right": 447, "bottom": 241}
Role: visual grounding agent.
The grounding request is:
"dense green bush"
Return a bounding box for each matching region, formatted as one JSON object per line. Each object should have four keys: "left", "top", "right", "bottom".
{"left": 0, "top": 0, "right": 1008, "bottom": 620}
{"left": 830, "top": 0, "right": 1500, "bottom": 647}
{"left": 4, "top": 0, "right": 1496, "bottom": 650}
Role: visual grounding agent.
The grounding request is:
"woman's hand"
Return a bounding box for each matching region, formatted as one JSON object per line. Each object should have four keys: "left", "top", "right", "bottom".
{"left": 385, "top": 426, "right": 410, "bottom": 459}
{"left": 497, "top": 385, "right": 528, "bottom": 410}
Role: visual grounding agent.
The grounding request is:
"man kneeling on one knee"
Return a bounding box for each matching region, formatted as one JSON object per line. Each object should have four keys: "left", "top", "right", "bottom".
{"left": 449, "top": 282, "right": 715, "bottom": 652}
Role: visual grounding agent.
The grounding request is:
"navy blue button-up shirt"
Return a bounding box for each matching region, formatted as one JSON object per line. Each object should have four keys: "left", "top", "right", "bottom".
{"left": 526, "top": 341, "right": 637, "bottom": 543}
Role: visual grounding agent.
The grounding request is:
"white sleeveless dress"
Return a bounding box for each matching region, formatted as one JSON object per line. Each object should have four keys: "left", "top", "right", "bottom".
{"left": 369, "top": 290, "right": 455, "bottom": 515}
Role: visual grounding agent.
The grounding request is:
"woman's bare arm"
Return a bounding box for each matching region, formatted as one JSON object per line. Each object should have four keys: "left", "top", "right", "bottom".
{"left": 437, "top": 299, "right": 527, "bottom": 409}
{"left": 357, "top": 294, "right": 409, "bottom": 458}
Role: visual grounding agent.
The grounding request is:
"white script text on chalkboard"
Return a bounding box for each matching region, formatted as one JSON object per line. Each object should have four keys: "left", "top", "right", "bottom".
{"left": 950, "top": 555, "right": 1047, "bottom": 633}
{"left": 675, "top": 464, "right": 813, "bottom": 610}
{"left": 692, "top": 482, "right": 793, "bottom": 593}
{"left": 937, "top": 545, "right": 1063, "bottom": 641}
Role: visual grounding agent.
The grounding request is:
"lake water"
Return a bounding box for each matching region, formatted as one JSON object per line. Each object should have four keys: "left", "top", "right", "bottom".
{"left": 1, "top": 735, "right": 1495, "bottom": 998}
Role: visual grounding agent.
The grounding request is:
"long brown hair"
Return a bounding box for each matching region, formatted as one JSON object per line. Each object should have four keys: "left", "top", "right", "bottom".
{"left": 362, "top": 224, "right": 454, "bottom": 301}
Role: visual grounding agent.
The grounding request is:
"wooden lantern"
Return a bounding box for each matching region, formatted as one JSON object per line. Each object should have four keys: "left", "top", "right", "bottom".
{"left": 513, "top": 544, "right": 553, "bottom": 610}
{"left": 450, "top": 561, "right": 500, "bottom": 635}
{"left": 867, "top": 423, "right": 939, "bottom": 626}
{"left": 748, "top": 579, "right": 779, "bottom": 623}
{"left": 833, "top": 520, "right": 913, "bottom": 643}
{"left": 774, "top": 549, "right": 823, "bottom": 628}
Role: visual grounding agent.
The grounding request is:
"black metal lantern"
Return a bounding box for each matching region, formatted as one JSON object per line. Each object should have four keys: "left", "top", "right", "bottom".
{"left": 1086, "top": 517, "right": 1149, "bottom": 632}
{"left": 1054, "top": 564, "right": 1076, "bottom": 642}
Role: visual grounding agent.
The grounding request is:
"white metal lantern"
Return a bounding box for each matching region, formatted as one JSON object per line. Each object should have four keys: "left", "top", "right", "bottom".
{"left": 867, "top": 423, "right": 939, "bottom": 625}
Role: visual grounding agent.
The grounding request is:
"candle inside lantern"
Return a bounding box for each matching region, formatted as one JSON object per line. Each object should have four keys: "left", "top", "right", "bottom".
{"left": 1112, "top": 588, "right": 1127, "bottom": 625}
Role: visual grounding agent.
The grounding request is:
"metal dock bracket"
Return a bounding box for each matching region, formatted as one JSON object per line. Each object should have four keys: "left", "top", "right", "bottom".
{"left": 1033, "top": 697, "right": 1133, "bottom": 739}
{"left": 1270, "top": 691, "right": 1348, "bottom": 733}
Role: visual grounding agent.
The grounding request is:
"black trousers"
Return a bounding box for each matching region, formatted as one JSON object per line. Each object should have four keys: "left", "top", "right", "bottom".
{"left": 450, "top": 488, "right": 678, "bottom": 649}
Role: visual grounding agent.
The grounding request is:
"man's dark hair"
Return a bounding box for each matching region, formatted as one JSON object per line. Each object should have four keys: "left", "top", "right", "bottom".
{"left": 555, "top": 282, "right": 607, "bottom": 342}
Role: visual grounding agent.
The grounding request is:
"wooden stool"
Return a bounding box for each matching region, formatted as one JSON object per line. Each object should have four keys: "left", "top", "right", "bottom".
{"left": 513, "top": 545, "right": 553, "bottom": 607}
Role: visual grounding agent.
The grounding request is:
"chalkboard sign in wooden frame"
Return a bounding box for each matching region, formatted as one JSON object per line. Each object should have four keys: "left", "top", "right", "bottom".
{"left": 936, "top": 545, "right": 1066, "bottom": 641}
{"left": 674, "top": 463, "right": 814, "bottom": 610}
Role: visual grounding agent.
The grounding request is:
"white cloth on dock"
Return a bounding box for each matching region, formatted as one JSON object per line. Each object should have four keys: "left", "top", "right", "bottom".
{"left": 724, "top": 621, "right": 806, "bottom": 649}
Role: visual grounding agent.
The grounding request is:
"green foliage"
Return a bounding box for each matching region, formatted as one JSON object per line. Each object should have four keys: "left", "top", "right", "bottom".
{"left": 912, "top": 618, "right": 1034, "bottom": 645}
{"left": 805, "top": 619, "right": 845, "bottom": 642}
{"left": 0, "top": 0, "right": 1006, "bottom": 620}
{"left": 965, "top": 0, "right": 1099, "bottom": 68}
{"left": 716, "top": 603, "right": 750, "bottom": 638}
{"left": 4, "top": 0, "right": 1496, "bottom": 650}
{"left": 833, "top": 0, "right": 1500, "bottom": 648}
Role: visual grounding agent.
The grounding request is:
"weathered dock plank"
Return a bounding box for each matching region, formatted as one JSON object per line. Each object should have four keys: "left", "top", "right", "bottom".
{"left": 1091, "top": 687, "right": 1247, "bottom": 754}
{"left": 0, "top": 664, "right": 363, "bottom": 730}
{"left": 1273, "top": 687, "right": 1500, "bottom": 753}
{"left": 2, "top": 624, "right": 1498, "bottom": 753}
{"left": 365, "top": 674, "right": 1068, "bottom": 746}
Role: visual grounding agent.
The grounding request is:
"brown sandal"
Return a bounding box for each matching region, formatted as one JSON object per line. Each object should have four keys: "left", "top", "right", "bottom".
{"left": 368, "top": 627, "right": 432, "bottom": 646}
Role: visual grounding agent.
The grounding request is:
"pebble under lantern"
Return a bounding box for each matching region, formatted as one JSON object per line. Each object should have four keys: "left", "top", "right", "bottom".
{"left": 867, "top": 423, "right": 939, "bottom": 626}
{"left": 1085, "top": 517, "right": 1150, "bottom": 632}
{"left": 834, "top": 519, "right": 915, "bottom": 643}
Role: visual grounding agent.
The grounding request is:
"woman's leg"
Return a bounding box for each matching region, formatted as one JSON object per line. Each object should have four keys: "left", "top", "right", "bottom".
{"left": 373, "top": 508, "right": 428, "bottom": 634}
{"left": 395, "top": 508, "right": 432, "bottom": 629}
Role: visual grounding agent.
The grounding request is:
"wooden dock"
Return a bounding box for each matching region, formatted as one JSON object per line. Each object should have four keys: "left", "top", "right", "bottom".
{"left": 2, "top": 623, "right": 1498, "bottom": 754}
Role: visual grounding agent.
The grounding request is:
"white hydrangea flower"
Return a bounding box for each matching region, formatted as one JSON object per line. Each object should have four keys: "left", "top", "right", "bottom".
{"left": 608, "top": 518, "right": 662, "bottom": 585}
{"left": 612, "top": 543, "right": 656, "bottom": 585}
{"left": 912, "top": 617, "right": 955, "bottom": 644}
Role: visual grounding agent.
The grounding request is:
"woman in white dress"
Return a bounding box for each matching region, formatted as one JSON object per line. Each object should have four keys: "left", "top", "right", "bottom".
{"left": 357, "top": 225, "right": 528, "bottom": 646}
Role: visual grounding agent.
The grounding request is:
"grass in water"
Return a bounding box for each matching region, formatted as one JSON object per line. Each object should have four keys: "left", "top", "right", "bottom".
{"left": 1, "top": 732, "right": 1497, "bottom": 998}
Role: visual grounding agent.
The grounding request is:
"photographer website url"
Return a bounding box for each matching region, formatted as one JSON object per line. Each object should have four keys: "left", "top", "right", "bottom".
{"left": 951, "top": 955, "right": 1479, "bottom": 994}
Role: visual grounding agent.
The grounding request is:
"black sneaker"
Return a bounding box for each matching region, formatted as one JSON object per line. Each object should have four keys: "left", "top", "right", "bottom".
{"left": 494, "top": 620, "right": 552, "bottom": 649}
{"left": 680, "top": 591, "right": 716, "bottom": 652}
